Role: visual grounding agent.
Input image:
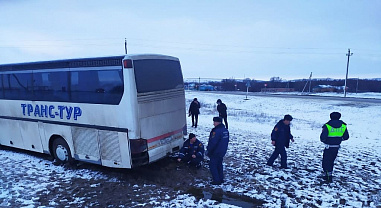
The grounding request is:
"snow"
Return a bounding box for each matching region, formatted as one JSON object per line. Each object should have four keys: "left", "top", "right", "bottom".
{"left": 179, "top": 91, "right": 381, "bottom": 207}
{"left": 1, "top": 90, "right": 381, "bottom": 207}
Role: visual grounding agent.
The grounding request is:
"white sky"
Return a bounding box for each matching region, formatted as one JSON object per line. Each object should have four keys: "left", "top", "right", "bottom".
{"left": 0, "top": 0, "right": 380, "bottom": 80}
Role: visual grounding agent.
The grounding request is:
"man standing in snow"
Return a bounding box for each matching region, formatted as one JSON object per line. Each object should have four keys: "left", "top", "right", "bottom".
{"left": 188, "top": 98, "right": 200, "bottom": 128}
{"left": 216, "top": 99, "right": 228, "bottom": 129}
{"left": 319, "top": 112, "right": 349, "bottom": 182}
{"left": 207, "top": 117, "right": 229, "bottom": 185}
{"left": 177, "top": 133, "right": 204, "bottom": 168}
{"left": 266, "top": 114, "right": 294, "bottom": 169}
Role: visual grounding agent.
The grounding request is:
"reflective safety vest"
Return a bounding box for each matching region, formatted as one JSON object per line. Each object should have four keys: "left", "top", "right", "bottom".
{"left": 326, "top": 124, "right": 347, "bottom": 137}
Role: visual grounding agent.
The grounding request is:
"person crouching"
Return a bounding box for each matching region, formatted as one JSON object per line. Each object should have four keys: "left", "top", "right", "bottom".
{"left": 177, "top": 133, "right": 204, "bottom": 168}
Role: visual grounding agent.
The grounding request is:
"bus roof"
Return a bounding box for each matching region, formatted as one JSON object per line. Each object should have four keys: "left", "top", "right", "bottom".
{"left": 0, "top": 54, "right": 179, "bottom": 72}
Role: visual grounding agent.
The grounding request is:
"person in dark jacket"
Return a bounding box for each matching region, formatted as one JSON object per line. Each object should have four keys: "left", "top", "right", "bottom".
{"left": 188, "top": 98, "right": 201, "bottom": 128}
{"left": 207, "top": 117, "right": 229, "bottom": 185}
{"left": 178, "top": 133, "right": 204, "bottom": 168}
{"left": 319, "top": 112, "right": 349, "bottom": 182}
{"left": 216, "top": 99, "right": 228, "bottom": 129}
{"left": 266, "top": 114, "right": 294, "bottom": 169}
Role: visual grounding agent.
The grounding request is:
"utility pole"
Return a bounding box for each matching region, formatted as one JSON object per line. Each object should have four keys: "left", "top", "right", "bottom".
{"left": 198, "top": 77, "right": 200, "bottom": 91}
{"left": 344, "top": 48, "right": 353, "bottom": 97}
{"left": 245, "top": 80, "right": 250, "bottom": 100}
{"left": 309, "top": 72, "right": 312, "bottom": 93}
{"left": 302, "top": 72, "right": 312, "bottom": 93}
{"left": 124, "top": 38, "right": 128, "bottom": 54}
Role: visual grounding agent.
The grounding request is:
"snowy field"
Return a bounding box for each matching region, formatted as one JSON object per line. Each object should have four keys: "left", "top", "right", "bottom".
{"left": 181, "top": 91, "right": 381, "bottom": 207}
{"left": 1, "top": 91, "right": 381, "bottom": 207}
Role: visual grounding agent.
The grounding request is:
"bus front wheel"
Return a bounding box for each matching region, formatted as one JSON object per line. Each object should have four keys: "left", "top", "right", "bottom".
{"left": 52, "top": 137, "right": 74, "bottom": 164}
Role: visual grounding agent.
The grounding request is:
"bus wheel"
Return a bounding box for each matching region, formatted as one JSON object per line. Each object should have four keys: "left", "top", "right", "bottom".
{"left": 52, "top": 137, "right": 74, "bottom": 164}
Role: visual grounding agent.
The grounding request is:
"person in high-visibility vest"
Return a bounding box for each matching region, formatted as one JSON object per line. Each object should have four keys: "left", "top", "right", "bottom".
{"left": 319, "top": 112, "right": 349, "bottom": 182}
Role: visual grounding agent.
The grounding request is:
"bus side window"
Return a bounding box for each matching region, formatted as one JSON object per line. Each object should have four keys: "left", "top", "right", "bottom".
{"left": 98, "top": 70, "right": 124, "bottom": 104}
{"left": 70, "top": 70, "right": 123, "bottom": 105}
{"left": 71, "top": 70, "right": 100, "bottom": 104}
{"left": 34, "top": 71, "right": 69, "bottom": 102}
{"left": 0, "top": 74, "right": 4, "bottom": 99}
{"left": 3, "top": 73, "right": 33, "bottom": 100}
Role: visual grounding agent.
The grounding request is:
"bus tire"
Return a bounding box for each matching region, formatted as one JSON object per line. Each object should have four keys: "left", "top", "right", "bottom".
{"left": 52, "top": 137, "right": 74, "bottom": 164}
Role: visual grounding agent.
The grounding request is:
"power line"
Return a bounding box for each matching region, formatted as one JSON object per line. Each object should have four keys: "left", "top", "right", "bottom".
{"left": 0, "top": 37, "right": 379, "bottom": 52}
{"left": 0, "top": 38, "right": 380, "bottom": 56}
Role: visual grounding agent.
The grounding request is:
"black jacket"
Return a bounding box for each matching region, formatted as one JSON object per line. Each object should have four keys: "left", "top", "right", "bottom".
{"left": 271, "top": 120, "right": 293, "bottom": 148}
{"left": 320, "top": 120, "right": 349, "bottom": 145}
{"left": 217, "top": 103, "right": 227, "bottom": 117}
{"left": 188, "top": 101, "right": 200, "bottom": 115}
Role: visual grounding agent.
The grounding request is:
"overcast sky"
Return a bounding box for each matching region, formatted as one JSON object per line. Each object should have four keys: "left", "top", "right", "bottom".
{"left": 0, "top": 1, "right": 380, "bottom": 80}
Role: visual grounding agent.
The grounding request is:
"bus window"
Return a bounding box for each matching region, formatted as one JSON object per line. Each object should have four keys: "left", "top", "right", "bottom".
{"left": 97, "top": 70, "right": 124, "bottom": 104}
{"left": 3, "top": 73, "right": 33, "bottom": 100}
{"left": 33, "top": 71, "right": 69, "bottom": 102}
{"left": 71, "top": 69, "right": 123, "bottom": 104}
{"left": 133, "top": 59, "right": 183, "bottom": 93}
{"left": 0, "top": 74, "right": 3, "bottom": 99}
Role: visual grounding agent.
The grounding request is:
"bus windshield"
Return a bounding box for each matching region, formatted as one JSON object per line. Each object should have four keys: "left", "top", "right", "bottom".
{"left": 133, "top": 59, "right": 183, "bottom": 93}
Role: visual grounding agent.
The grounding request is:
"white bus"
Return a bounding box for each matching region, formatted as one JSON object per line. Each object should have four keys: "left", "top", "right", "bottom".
{"left": 0, "top": 54, "right": 187, "bottom": 168}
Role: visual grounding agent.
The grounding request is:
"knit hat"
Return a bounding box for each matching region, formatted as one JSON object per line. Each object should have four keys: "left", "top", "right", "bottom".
{"left": 189, "top": 133, "right": 196, "bottom": 140}
{"left": 284, "top": 114, "right": 293, "bottom": 121}
{"left": 193, "top": 98, "right": 197, "bottom": 101}
{"left": 213, "top": 117, "right": 222, "bottom": 122}
{"left": 330, "top": 112, "right": 341, "bottom": 120}
{"left": 216, "top": 99, "right": 222, "bottom": 104}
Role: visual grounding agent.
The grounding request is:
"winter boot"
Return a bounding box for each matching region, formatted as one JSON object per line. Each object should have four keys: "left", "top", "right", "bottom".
{"left": 318, "top": 171, "right": 333, "bottom": 182}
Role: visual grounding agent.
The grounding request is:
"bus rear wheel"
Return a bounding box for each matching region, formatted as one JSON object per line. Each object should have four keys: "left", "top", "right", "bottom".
{"left": 52, "top": 137, "right": 74, "bottom": 164}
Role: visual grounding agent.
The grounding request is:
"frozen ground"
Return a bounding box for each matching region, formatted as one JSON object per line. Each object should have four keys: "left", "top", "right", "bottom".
{"left": 1, "top": 91, "right": 381, "bottom": 207}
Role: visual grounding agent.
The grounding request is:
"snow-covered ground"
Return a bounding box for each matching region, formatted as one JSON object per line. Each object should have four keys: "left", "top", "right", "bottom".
{"left": 1, "top": 91, "right": 381, "bottom": 207}
{"left": 178, "top": 91, "right": 381, "bottom": 207}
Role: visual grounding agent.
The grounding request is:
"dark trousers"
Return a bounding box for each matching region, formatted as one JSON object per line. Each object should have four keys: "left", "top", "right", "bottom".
{"left": 322, "top": 147, "right": 339, "bottom": 172}
{"left": 267, "top": 145, "right": 287, "bottom": 168}
{"left": 182, "top": 154, "right": 202, "bottom": 166}
{"left": 209, "top": 156, "right": 224, "bottom": 183}
{"left": 221, "top": 116, "right": 228, "bottom": 129}
{"left": 191, "top": 114, "right": 199, "bottom": 127}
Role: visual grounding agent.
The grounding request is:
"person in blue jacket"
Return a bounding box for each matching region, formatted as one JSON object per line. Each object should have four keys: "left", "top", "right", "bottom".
{"left": 177, "top": 133, "right": 204, "bottom": 168}
{"left": 319, "top": 112, "right": 349, "bottom": 182}
{"left": 207, "top": 117, "right": 229, "bottom": 185}
{"left": 266, "top": 114, "right": 294, "bottom": 169}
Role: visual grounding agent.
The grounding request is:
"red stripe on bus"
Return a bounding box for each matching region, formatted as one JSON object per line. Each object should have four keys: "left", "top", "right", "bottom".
{"left": 147, "top": 128, "right": 183, "bottom": 144}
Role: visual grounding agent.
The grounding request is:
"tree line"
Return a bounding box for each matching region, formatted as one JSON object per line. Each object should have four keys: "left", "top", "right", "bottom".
{"left": 186, "top": 78, "right": 381, "bottom": 92}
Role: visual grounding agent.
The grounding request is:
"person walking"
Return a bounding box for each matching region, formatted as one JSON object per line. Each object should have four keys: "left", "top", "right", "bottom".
{"left": 266, "top": 114, "right": 294, "bottom": 169}
{"left": 207, "top": 117, "right": 229, "bottom": 185}
{"left": 188, "top": 98, "right": 200, "bottom": 128}
{"left": 216, "top": 99, "right": 228, "bottom": 129}
{"left": 177, "top": 133, "right": 204, "bottom": 168}
{"left": 319, "top": 112, "right": 349, "bottom": 182}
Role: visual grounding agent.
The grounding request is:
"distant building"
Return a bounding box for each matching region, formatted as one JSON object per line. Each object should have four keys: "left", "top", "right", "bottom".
{"left": 261, "top": 88, "right": 295, "bottom": 92}
{"left": 185, "top": 83, "right": 196, "bottom": 90}
{"left": 199, "top": 84, "right": 215, "bottom": 91}
{"left": 312, "top": 85, "right": 344, "bottom": 92}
